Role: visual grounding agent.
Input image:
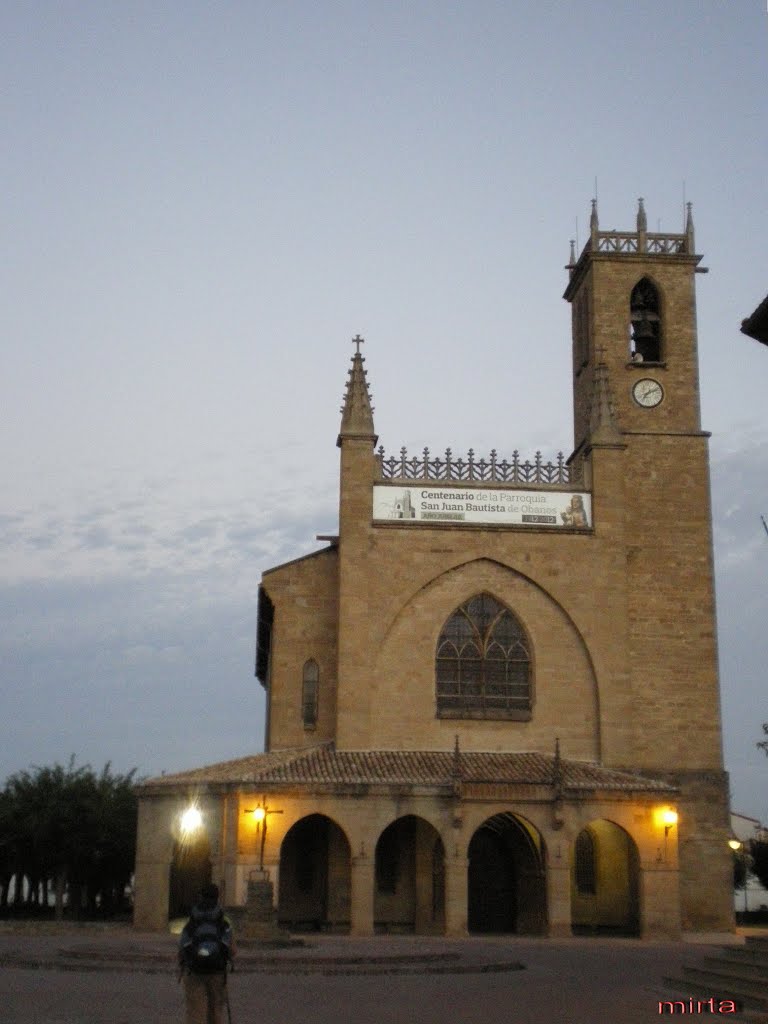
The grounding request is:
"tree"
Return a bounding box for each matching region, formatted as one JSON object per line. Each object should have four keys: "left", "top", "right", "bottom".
{"left": 758, "top": 723, "right": 768, "bottom": 758}
{"left": 0, "top": 759, "right": 138, "bottom": 919}
{"left": 733, "top": 847, "right": 749, "bottom": 890}
{"left": 751, "top": 839, "right": 768, "bottom": 894}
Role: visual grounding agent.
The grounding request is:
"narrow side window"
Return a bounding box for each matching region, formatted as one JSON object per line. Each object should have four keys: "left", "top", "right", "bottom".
{"left": 302, "top": 659, "right": 319, "bottom": 729}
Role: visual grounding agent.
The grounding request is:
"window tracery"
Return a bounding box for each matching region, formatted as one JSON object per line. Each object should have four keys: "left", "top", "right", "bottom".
{"left": 436, "top": 593, "right": 532, "bottom": 719}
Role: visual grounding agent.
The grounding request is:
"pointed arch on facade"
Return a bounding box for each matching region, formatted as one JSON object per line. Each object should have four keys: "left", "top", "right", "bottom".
{"left": 467, "top": 811, "right": 547, "bottom": 935}
{"left": 371, "top": 557, "right": 603, "bottom": 760}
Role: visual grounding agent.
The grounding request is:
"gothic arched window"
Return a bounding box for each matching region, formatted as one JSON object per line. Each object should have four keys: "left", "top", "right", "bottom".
{"left": 302, "top": 659, "right": 319, "bottom": 729}
{"left": 436, "top": 593, "right": 532, "bottom": 720}
{"left": 630, "top": 278, "right": 662, "bottom": 363}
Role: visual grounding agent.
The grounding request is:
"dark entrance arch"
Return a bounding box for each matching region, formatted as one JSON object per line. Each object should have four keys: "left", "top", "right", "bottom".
{"left": 278, "top": 814, "right": 351, "bottom": 932}
{"left": 374, "top": 816, "right": 446, "bottom": 934}
{"left": 468, "top": 813, "right": 546, "bottom": 934}
{"left": 168, "top": 831, "right": 212, "bottom": 920}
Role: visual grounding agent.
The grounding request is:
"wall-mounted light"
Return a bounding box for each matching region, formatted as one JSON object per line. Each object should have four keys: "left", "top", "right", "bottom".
{"left": 728, "top": 839, "right": 742, "bottom": 852}
{"left": 654, "top": 807, "right": 678, "bottom": 862}
{"left": 660, "top": 809, "right": 678, "bottom": 837}
{"left": 180, "top": 806, "right": 203, "bottom": 835}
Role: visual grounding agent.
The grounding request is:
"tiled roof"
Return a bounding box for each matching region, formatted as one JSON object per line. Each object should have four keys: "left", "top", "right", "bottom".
{"left": 139, "top": 745, "right": 673, "bottom": 794}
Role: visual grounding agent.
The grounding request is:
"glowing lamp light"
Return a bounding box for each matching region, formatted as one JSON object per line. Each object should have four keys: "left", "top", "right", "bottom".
{"left": 252, "top": 807, "right": 266, "bottom": 823}
{"left": 728, "top": 839, "right": 743, "bottom": 852}
{"left": 180, "top": 806, "right": 203, "bottom": 834}
{"left": 660, "top": 809, "right": 679, "bottom": 830}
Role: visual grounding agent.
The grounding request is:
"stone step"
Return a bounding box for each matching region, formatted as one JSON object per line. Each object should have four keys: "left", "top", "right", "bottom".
{"left": 704, "top": 954, "right": 768, "bottom": 979}
{"left": 678, "top": 965, "right": 768, "bottom": 1010}
{"left": 724, "top": 942, "right": 768, "bottom": 958}
{"left": 0, "top": 947, "right": 525, "bottom": 977}
{"left": 662, "top": 978, "right": 768, "bottom": 1023}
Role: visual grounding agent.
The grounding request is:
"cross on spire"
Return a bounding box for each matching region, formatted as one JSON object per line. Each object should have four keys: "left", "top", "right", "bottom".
{"left": 352, "top": 334, "right": 364, "bottom": 355}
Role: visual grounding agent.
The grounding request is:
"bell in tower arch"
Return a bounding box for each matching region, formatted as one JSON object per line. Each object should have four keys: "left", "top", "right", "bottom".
{"left": 630, "top": 279, "right": 662, "bottom": 362}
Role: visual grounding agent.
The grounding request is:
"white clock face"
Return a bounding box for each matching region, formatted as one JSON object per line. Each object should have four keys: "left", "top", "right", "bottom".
{"left": 632, "top": 378, "right": 664, "bottom": 408}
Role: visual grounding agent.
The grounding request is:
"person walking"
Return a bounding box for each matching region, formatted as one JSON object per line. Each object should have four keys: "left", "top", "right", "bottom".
{"left": 178, "top": 883, "right": 235, "bottom": 1024}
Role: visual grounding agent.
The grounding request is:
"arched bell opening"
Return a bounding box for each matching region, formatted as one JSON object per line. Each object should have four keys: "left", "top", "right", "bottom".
{"left": 629, "top": 277, "right": 663, "bottom": 363}
{"left": 278, "top": 814, "right": 351, "bottom": 933}
{"left": 467, "top": 812, "right": 547, "bottom": 935}
{"left": 374, "top": 816, "right": 446, "bottom": 934}
{"left": 571, "top": 819, "right": 640, "bottom": 936}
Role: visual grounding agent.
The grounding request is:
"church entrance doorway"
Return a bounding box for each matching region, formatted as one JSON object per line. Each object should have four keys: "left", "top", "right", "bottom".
{"left": 168, "top": 831, "right": 211, "bottom": 920}
{"left": 374, "top": 816, "right": 445, "bottom": 934}
{"left": 571, "top": 819, "right": 640, "bottom": 936}
{"left": 278, "top": 814, "right": 351, "bottom": 932}
{"left": 467, "top": 813, "right": 546, "bottom": 934}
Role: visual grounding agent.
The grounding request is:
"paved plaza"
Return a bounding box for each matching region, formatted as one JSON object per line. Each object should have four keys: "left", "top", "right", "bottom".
{"left": 1, "top": 926, "right": 765, "bottom": 1024}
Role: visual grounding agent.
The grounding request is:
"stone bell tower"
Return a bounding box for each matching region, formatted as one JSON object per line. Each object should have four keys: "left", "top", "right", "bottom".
{"left": 564, "top": 199, "right": 732, "bottom": 932}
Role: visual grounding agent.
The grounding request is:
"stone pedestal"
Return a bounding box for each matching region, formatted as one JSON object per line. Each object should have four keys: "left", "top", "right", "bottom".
{"left": 230, "top": 870, "right": 290, "bottom": 943}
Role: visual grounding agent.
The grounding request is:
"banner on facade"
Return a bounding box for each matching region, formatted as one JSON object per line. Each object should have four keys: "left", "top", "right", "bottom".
{"left": 372, "top": 485, "right": 592, "bottom": 529}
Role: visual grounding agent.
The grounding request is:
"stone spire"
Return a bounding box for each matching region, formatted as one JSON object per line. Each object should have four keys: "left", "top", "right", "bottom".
{"left": 337, "top": 335, "right": 377, "bottom": 448}
{"left": 589, "top": 352, "right": 621, "bottom": 445}
{"left": 589, "top": 199, "right": 599, "bottom": 247}
{"left": 685, "top": 201, "right": 695, "bottom": 252}
{"left": 636, "top": 196, "right": 647, "bottom": 232}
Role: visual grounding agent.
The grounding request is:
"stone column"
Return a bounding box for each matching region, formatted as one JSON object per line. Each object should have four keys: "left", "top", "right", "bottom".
{"left": 640, "top": 864, "right": 681, "bottom": 939}
{"left": 444, "top": 853, "right": 468, "bottom": 937}
{"left": 546, "top": 859, "right": 573, "bottom": 938}
{"left": 350, "top": 856, "right": 375, "bottom": 936}
{"left": 134, "top": 859, "right": 171, "bottom": 932}
{"left": 133, "top": 798, "right": 174, "bottom": 932}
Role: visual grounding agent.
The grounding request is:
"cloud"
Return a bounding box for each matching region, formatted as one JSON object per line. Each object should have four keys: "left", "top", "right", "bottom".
{"left": 0, "top": 570, "right": 269, "bottom": 783}
{"left": 2, "top": 426, "right": 765, "bottom": 819}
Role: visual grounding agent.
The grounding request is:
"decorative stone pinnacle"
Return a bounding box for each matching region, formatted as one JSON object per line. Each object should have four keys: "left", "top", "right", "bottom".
{"left": 637, "top": 197, "right": 647, "bottom": 233}
{"left": 337, "top": 337, "right": 377, "bottom": 447}
{"left": 451, "top": 735, "right": 462, "bottom": 797}
{"left": 552, "top": 736, "right": 563, "bottom": 793}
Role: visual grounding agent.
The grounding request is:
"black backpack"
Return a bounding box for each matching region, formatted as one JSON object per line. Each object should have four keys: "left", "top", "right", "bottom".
{"left": 183, "top": 905, "right": 230, "bottom": 974}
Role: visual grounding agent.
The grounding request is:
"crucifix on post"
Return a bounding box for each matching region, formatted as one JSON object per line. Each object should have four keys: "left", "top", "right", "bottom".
{"left": 245, "top": 798, "right": 284, "bottom": 872}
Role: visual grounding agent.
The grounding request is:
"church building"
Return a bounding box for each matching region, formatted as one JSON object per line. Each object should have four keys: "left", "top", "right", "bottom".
{"left": 134, "top": 199, "right": 734, "bottom": 938}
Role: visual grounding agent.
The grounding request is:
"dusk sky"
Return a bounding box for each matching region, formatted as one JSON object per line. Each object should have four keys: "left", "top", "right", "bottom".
{"left": 3, "top": 2, "right": 767, "bottom": 824}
